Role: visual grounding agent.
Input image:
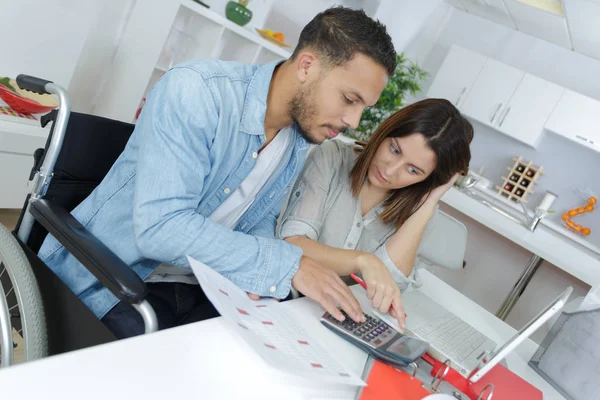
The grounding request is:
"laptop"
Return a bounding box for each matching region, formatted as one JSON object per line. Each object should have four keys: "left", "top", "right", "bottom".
{"left": 375, "top": 286, "right": 572, "bottom": 380}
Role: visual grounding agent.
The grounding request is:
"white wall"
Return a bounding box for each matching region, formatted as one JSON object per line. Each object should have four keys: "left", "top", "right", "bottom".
{"left": 374, "top": 0, "right": 448, "bottom": 56}
{"left": 68, "top": 1, "right": 136, "bottom": 113}
{"left": 1, "top": 0, "right": 95, "bottom": 88}
{"left": 409, "top": 8, "right": 597, "bottom": 342}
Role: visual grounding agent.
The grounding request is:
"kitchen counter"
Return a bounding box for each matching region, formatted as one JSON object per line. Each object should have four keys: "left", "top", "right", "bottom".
{"left": 440, "top": 186, "right": 600, "bottom": 286}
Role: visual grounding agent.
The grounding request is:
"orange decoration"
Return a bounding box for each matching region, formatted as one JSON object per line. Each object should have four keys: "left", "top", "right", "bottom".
{"left": 563, "top": 196, "right": 595, "bottom": 236}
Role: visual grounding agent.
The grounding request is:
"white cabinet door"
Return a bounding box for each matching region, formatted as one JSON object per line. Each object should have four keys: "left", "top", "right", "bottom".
{"left": 496, "top": 74, "right": 564, "bottom": 147}
{"left": 545, "top": 90, "right": 600, "bottom": 152}
{"left": 0, "top": 123, "right": 49, "bottom": 209}
{"left": 427, "top": 45, "right": 487, "bottom": 109}
{"left": 461, "top": 59, "right": 524, "bottom": 126}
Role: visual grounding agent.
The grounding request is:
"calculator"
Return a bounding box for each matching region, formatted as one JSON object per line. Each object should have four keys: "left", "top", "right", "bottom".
{"left": 320, "top": 310, "right": 430, "bottom": 367}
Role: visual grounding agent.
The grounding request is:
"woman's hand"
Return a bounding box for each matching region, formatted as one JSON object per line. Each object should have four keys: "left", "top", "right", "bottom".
{"left": 428, "top": 172, "right": 461, "bottom": 203}
{"left": 356, "top": 253, "right": 406, "bottom": 329}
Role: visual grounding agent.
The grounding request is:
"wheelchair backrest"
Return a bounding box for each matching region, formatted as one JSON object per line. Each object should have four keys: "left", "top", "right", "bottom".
{"left": 25, "top": 112, "right": 135, "bottom": 252}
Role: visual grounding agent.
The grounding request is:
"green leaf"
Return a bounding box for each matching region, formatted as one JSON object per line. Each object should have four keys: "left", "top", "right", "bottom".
{"left": 0, "top": 77, "right": 17, "bottom": 93}
{"left": 352, "top": 53, "right": 428, "bottom": 140}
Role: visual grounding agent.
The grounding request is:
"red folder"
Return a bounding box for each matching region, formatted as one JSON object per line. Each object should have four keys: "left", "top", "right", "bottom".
{"left": 466, "top": 363, "right": 542, "bottom": 400}
{"left": 425, "top": 354, "right": 542, "bottom": 400}
{"left": 357, "top": 359, "right": 432, "bottom": 400}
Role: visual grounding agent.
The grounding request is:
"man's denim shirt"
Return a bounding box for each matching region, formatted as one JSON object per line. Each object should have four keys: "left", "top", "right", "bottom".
{"left": 38, "top": 59, "right": 310, "bottom": 319}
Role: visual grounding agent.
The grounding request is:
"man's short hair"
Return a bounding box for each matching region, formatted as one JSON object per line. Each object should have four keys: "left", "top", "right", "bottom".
{"left": 291, "top": 6, "right": 397, "bottom": 76}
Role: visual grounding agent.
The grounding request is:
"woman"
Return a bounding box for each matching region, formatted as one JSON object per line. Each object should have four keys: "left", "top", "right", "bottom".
{"left": 278, "top": 98, "right": 473, "bottom": 327}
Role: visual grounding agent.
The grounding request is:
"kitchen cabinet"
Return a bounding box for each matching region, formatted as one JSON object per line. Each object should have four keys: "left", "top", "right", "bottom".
{"left": 545, "top": 89, "right": 600, "bottom": 153}
{"left": 461, "top": 59, "right": 523, "bottom": 127}
{"left": 495, "top": 74, "right": 564, "bottom": 147}
{"left": 426, "top": 45, "right": 487, "bottom": 109}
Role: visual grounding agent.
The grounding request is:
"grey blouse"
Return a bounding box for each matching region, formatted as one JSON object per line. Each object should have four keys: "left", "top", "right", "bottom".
{"left": 278, "top": 140, "right": 435, "bottom": 292}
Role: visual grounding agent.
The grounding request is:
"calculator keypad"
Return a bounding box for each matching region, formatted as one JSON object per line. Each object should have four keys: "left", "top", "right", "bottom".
{"left": 324, "top": 310, "right": 397, "bottom": 347}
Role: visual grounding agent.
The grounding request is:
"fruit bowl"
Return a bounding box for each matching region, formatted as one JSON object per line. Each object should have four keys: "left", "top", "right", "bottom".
{"left": 255, "top": 28, "right": 292, "bottom": 48}
{"left": 0, "top": 79, "right": 58, "bottom": 114}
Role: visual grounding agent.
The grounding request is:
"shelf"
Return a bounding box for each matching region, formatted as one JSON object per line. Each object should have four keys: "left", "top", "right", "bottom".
{"left": 93, "top": 0, "right": 292, "bottom": 123}
{"left": 179, "top": 0, "right": 292, "bottom": 59}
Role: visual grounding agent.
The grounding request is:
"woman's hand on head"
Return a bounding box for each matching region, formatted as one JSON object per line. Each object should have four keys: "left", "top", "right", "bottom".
{"left": 428, "top": 172, "right": 461, "bottom": 202}
{"left": 356, "top": 253, "right": 406, "bottom": 329}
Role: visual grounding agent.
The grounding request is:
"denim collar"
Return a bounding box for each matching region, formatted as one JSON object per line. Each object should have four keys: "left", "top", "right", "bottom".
{"left": 239, "top": 60, "right": 310, "bottom": 152}
{"left": 239, "top": 60, "right": 281, "bottom": 136}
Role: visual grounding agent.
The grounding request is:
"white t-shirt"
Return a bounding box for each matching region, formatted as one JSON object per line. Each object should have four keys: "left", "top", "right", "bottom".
{"left": 146, "top": 127, "right": 293, "bottom": 284}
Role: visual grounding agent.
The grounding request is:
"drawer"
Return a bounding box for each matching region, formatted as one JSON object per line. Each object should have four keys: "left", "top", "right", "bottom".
{"left": 0, "top": 128, "right": 48, "bottom": 155}
{"left": 0, "top": 152, "right": 34, "bottom": 208}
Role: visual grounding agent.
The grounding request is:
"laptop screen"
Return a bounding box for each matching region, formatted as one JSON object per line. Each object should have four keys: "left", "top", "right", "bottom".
{"left": 469, "top": 286, "right": 573, "bottom": 383}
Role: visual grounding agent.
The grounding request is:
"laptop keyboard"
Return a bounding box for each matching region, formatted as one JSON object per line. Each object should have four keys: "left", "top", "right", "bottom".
{"left": 412, "top": 314, "right": 488, "bottom": 362}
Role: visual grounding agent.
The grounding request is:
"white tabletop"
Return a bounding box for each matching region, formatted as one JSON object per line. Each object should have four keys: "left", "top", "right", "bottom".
{"left": 441, "top": 187, "right": 600, "bottom": 286}
{"left": 0, "top": 271, "right": 564, "bottom": 399}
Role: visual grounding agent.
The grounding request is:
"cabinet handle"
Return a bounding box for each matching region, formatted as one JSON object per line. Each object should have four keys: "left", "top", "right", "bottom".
{"left": 499, "top": 106, "right": 511, "bottom": 127}
{"left": 490, "top": 103, "right": 502, "bottom": 123}
{"left": 455, "top": 87, "right": 467, "bottom": 106}
{"left": 576, "top": 135, "right": 600, "bottom": 148}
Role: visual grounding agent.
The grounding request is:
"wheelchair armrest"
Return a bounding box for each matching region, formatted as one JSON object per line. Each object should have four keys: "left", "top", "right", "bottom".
{"left": 30, "top": 199, "right": 147, "bottom": 304}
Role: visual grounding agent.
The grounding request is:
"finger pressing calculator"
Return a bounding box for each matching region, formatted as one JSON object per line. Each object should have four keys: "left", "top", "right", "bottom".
{"left": 320, "top": 310, "right": 429, "bottom": 367}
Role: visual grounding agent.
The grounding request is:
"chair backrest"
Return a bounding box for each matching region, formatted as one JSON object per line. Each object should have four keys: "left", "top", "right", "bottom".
{"left": 416, "top": 210, "right": 467, "bottom": 271}
{"left": 25, "top": 112, "right": 135, "bottom": 252}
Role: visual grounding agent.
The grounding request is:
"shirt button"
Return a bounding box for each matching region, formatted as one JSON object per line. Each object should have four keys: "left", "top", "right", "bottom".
{"left": 224, "top": 188, "right": 231, "bottom": 194}
{"left": 252, "top": 152, "right": 258, "bottom": 159}
{"left": 269, "top": 286, "right": 276, "bottom": 293}
{"left": 347, "top": 243, "right": 354, "bottom": 248}
{"left": 356, "top": 222, "right": 361, "bottom": 228}
{"left": 295, "top": 191, "right": 300, "bottom": 197}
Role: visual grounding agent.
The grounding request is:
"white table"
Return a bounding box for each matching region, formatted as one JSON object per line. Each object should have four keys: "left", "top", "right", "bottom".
{"left": 0, "top": 271, "right": 564, "bottom": 399}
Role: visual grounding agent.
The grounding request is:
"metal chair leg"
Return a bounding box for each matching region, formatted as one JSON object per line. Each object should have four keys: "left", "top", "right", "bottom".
{"left": 495, "top": 254, "right": 543, "bottom": 320}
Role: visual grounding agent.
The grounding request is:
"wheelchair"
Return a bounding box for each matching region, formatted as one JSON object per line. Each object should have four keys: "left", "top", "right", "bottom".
{"left": 0, "top": 75, "right": 158, "bottom": 368}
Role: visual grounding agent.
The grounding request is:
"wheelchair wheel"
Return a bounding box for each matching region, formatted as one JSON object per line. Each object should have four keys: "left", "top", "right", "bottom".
{"left": 0, "top": 223, "right": 47, "bottom": 367}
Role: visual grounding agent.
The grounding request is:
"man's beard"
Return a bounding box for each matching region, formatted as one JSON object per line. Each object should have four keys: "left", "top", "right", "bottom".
{"left": 288, "top": 85, "right": 322, "bottom": 145}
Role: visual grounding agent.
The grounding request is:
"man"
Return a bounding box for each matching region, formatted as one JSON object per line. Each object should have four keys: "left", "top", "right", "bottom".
{"left": 39, "top": 7, "right": 399, "bottom": 338}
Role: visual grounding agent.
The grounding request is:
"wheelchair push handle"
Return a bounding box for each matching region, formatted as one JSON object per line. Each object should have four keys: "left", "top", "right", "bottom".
{"left": 16, "top": 74, "right": 53, "bottom": 95}
{"left": 16, "top": 75, "right": 71, "bottom": 244}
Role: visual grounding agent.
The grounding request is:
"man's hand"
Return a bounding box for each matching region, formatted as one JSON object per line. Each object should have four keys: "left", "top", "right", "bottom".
{"left": 292, "top": 256, "right": 365, "bottom": 323}
{"left": 356, "top": 253, "right": 406, "bottom": 329}
{"left": 247, "top": 293, "right": 280, "bottom": 302}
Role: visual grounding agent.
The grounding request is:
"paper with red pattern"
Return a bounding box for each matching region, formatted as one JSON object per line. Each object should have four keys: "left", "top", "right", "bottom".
{"left": 188, "top": 256, "right": 364, "bottom": 386}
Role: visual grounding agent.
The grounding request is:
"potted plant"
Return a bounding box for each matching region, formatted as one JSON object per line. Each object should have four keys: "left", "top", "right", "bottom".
{"left": 347, "top": 54, "right": 427, "bottom": 142}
